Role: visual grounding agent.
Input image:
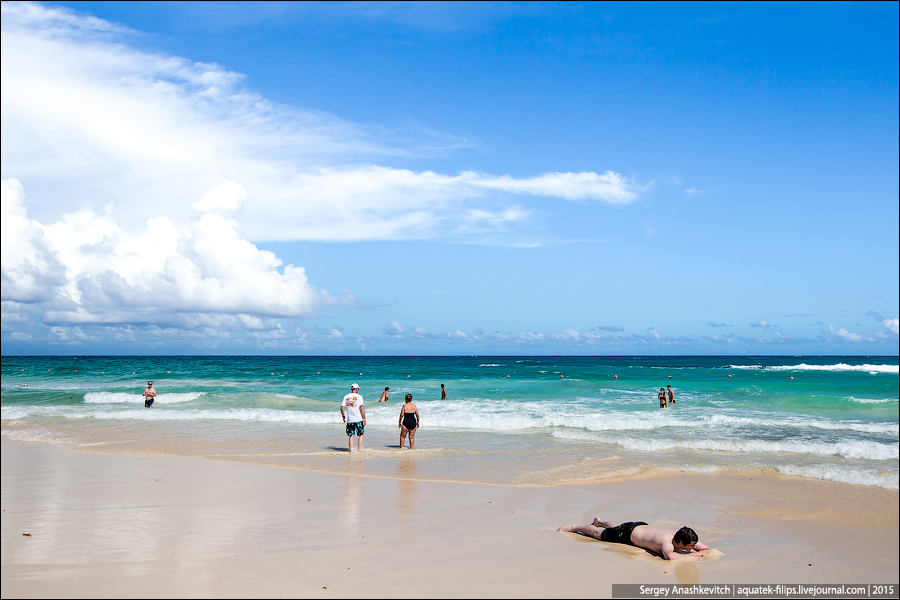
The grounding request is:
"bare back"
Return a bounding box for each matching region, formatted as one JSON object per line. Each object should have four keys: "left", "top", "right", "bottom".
{"left": 629, "top": 525, "right": 676, "bottom": 557}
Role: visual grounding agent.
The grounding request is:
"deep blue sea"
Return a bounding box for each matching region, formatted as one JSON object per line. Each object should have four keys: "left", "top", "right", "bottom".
{"left": 2, "top": 356, "right": 897, "bottom": 488}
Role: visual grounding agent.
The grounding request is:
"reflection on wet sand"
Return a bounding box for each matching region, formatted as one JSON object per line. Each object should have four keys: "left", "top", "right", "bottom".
{"left": 340, "top": 475, "right": 363, "bottom": 538}
{"left": 674, "top": 560, "right": 699, "bottom": 584}
{"left": 397, "top": 455, "right": 418, "bottom": 521}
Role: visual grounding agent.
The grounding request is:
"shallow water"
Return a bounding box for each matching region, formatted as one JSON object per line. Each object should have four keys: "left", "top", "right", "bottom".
{"left": 2, "top": 355, "right": 897, "bottom": 488}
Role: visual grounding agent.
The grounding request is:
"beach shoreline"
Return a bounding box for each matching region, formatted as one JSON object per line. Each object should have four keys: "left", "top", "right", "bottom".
{"left": 2, "top": 437, "right": 897, "bottom": 598}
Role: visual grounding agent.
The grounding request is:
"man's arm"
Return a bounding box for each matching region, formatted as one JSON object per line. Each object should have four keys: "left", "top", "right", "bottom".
{"left": 663, "top": 543, "right": 709, "bottom": 560}
{"left": 340, "top": 406, "right": 346, "bottom": 421}
{"left": 360, "top": 405, "right": 366, "bottom": 424}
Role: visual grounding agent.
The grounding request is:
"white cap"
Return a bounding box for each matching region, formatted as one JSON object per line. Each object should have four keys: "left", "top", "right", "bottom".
{"left": 350, "top": 383, "right": 359, "bottom": 390}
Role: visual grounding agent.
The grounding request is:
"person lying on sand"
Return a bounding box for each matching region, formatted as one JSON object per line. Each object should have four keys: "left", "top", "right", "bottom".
{"left": 557, "top": 518, "right": 711, "bottom": 560}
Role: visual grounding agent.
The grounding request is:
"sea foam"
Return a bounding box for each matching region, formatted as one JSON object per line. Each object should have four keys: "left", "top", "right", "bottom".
{"left": 561, "top": 433, "right": 900, "bottom": 461}
{"left": 730, "top": 363, "right": 899, "bottom": 374}
{"left": 83, "top": 391, "right": 205, "bottom": 404}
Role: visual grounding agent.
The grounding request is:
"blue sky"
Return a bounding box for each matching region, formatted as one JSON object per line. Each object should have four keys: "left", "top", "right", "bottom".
{"left": 1, "top": 1, "right": 897, "bottom": 355}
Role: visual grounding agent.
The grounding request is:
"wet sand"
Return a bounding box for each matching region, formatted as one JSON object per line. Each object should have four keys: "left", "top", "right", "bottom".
{"left": 1, "top": 438, "right": 897, "bottom": 598}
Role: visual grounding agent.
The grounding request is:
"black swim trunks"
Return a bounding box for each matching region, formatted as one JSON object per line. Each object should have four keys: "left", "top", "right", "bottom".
{"left": 599, "top": 521, "right": 648, "bottom": 546}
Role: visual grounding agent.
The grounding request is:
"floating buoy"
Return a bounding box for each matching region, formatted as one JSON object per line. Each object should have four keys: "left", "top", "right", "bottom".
{"left": 167, "top": 371, "right": 170, "bottom": 374}
{"left": 360, "top": 373, "right": 363, "bottom": 376}
{"left": 668, "top": 375, "right": 672, "bottom": 379}
{"left": 21, "top": 369, "right": 24, "bottom": 371}
{"left": 271, "top": 372, "right": 275, "bottom": 375}
{"left": 74, "top": 370, "right": 77, "bottom": 372}
{"left": 507, "top": 375, "right": 510, "bottom": 378}
{"left": 317, "top": 372, "right": 320, "bottom": 375}
{"left": 614, "top": 375, "right": 618, "bottom": 379}
{"left": 48, "top": 369, "right": 50, "bottom": 372}
{"left": 133, "top": 372, "right": 136, "bottom": 375}
{"left": 560, "top": 374, "right": 563, "bottom": 378}
{"left": 790, "top": 376, "right": 794, "bottom": 380}
{"left": 728, "top": 374, "right": 732, "bottom": 378}
{"left": 407, "top": 375, "right": 410, "bottom": 377}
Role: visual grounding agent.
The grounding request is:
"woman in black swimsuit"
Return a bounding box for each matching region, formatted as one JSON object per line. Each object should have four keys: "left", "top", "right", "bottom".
{"left": 399, "top": 393, "right": 420, "bottom": 449}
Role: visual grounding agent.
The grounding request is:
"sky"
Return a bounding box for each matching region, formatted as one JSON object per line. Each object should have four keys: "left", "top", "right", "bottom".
{"left": 1, "top": 1, "right": 898, "bottom": 355}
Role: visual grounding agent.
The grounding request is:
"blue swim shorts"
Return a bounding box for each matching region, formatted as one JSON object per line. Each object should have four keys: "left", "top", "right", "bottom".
{"left": 346, "top": 421, "right": 365, "bottom": 437}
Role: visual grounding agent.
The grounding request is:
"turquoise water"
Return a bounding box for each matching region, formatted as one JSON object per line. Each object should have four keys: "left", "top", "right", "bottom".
{"left": 2, "top": 356, "right": 897, "bottom": 488}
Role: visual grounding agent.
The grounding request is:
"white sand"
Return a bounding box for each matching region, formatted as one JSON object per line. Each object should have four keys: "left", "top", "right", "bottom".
{"left": 2, "top": 439, "right": 897, "bottom": 598}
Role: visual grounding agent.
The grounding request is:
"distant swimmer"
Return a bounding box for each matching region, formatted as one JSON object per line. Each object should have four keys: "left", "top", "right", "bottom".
{"left": 558, "top": 518, "right": 712, "bottom": 561}
{"left": 378, "top": 387, "right": 390, "bottom": 402}
{"left": 667, "top": 384, "right": 675, "bottom": 404}
{"left": 340, "top": 383, "right": 366, "bottom": 453}
{"left": 658, "top": 387, "right": 668, "bottom": 408}
{"left": 143, "top": 381, "right": 157, "bottom": 408}
{"left": 398, "top": 393, "right": 420, "bottom": 449}
{"left": 441, "top": 383, "right": 447, "bottom": 400}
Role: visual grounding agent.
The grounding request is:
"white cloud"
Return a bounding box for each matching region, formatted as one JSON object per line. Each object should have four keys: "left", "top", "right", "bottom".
{"left": 0, "top": 2, "right": 647, "bottom": 345}
{"left": 883, "top": 318, "right": 899, "bottom": 335}
{"left": 0, "top": 177, "right": 63, "bottom": 302}
{"left": 2, "top": 178, "right": 347, "bottom": 329}
{"left": 383, "top": 321, "right": 405, "bottom": 336}
{"left": 750, "top": 320, "right": 769, "bottom": 328}
{"left": 828, "top": 325, "right": 872, "bottom": 343}
{"left": 1, "top": 2, "right": 638, "bottom": 244}
{"left": 193, "top": 179, "right": 248, "bottom": 213}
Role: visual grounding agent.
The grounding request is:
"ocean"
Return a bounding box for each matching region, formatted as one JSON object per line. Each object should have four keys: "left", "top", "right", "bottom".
{"left": 2, "top": 355, "right": 897, "bottom": 489}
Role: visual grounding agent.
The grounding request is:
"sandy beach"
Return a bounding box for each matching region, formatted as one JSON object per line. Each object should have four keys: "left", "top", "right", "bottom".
{"left": 2, "top": 438, "right": 897, "bottom": 598}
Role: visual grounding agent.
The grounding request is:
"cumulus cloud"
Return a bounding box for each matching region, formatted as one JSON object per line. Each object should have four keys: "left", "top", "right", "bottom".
{"left": 2, "top": 177, "right": 348, "bottom": 329}
{"left": 827, "top": 325, "right": 873, "bottom": 343}
{"left": 1, "top": 2, "right": 639, "bottom": 244}
{"left": 867, "top": 311, "right": 898, "bottom": 337}
{"left": 0, "top": 2, "right": 645, "bottom": 345}
{"left": 750, "top": 320, "right": 770, "bottom": 328}
{"left": 705, "top": 322, "right": 731, "bottom": 327}
{"left": 383, "top": 321, "right": 405, "bottom": 336}
{"left": 593, "top": 324, "right": 624, "bottom": 332}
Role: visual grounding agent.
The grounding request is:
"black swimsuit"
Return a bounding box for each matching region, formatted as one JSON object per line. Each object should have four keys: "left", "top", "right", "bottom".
{"left": 402, "top": 412, "right": 417, "bottom": 430}
{"left": 599, "top": 521, "right": 648, "bottom": 546}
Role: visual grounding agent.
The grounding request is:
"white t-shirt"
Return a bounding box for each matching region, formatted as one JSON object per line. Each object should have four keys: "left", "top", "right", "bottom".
{"left": 342, "top": 393, "right": 364, "bottom": 423}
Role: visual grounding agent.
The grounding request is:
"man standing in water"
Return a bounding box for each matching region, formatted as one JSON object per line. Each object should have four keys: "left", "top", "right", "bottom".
{"left": 378, "top": 387, "right": 390, "bottom": 402}
{"left": 558, "top": 518, "right": 711, "bottom": 560}
{"left": 340, "top": 383, "right": 366, "bottom": 452}
{"left": 667, "top": 384, "right": 675, "bottom": 404}
{"left": 441, "top": 383, "right": 447, "bottom": 400}
{"left": 143, "top": 381, "right": 156, "bottom": 408}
